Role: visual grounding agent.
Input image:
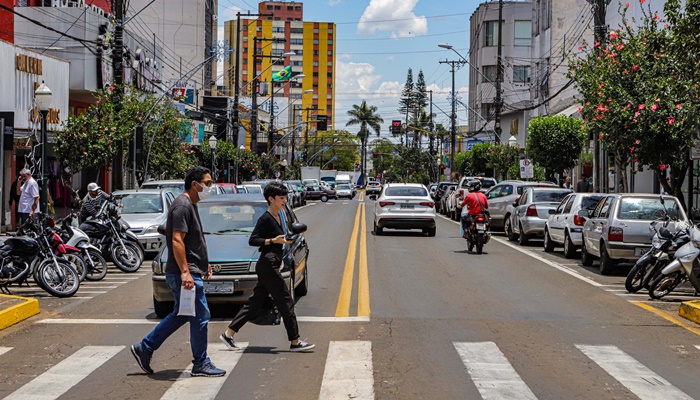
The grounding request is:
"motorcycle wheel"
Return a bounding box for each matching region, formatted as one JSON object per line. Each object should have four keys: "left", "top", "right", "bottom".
{"left": 625, "top": 258, "right": 652, "bottom": 293}
{"left": 36, "top": 258, "right": 80, "bottom": 298}
{"left": 84, "top": 249, "right": 108, "bottom": 281}
{"left": 63, "top": 253, "right": 87, "bottom": 282}
{"left": 476, "top": 233, "right": 484, "bottom": 254}
{"left": 111, "top": 242, "right": 143, "bottom": 273}
{"left": 648, "top": 271, "right": 684, "bottom": 300}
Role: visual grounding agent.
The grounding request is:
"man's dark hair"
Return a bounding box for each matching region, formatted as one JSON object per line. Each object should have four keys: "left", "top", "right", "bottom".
{"left": 184, "top": 166, "right": 211, "bottom": 190}
{"left": 264, "top": 182, "right": 288, "bottom": 204}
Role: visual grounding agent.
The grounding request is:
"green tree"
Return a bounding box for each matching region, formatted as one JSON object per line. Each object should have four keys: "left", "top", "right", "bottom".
{"left": 465, "top": 142, "right": 494, "bottom": 176}
{"left": 307, "top": 130, "right": 360, "bottom": 170}
{"left": 346, "top": 101, "right": 383, "bottom": 184}
{"left": 526, "top": 115, "right": 586, "bottom": 182}
{"left": 488, "top": 144, "right": 520, "bottom": 180}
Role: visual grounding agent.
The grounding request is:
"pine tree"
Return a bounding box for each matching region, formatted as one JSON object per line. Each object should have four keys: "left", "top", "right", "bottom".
{"left": 415, "top": 70, "right": 428, "bottom": 114}
{"left": 398, "top": 68, "right": 414, "bottom": 120}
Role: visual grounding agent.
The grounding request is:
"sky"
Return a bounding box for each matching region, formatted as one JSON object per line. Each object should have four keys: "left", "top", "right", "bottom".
{"left": 217, "top": 0, "right": 483, "bottom": 137}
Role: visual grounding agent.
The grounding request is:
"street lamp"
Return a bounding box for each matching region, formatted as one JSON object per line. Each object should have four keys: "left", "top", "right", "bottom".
{"left": 235, "top": 144, "right": 245, "bottom": 184}
{"left": 508, "top": 135, "right": 518, "bottom": 147}
{"left": 35, "top": 82, "right": 52, "bottom": 214}
{"left": 279, "top": 158, "right": 288, "bottom": 180}
{"left": 208, "top": 135, "right": 217, "bottom": 178}
{"left": 268, "top": 72, "right": 305, "bottom": 153}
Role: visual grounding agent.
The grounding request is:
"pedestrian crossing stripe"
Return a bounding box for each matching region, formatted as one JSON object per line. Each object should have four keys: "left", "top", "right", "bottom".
{"left": 0, "top": 347, "right": 12, "bottom": 356}
{"left": 4, "top": 346, "right": 124, "bottom": 400}
{"left": 576, "top": 345, "right": 694, "bottom": 400}
{"left": 160, "top": 342, "right": 248, "bottom": 400}
{"left": 453, "top": 341, "right": 537, "bottom": 400}
{"left": 319, "top": 341, "right": 374, "bottom": 400}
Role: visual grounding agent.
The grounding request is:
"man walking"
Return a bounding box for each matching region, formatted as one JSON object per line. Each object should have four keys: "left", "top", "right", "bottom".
{"left": 16, "top": 168, "right": 39, "bottom": 225}
{"left": 576, "top": 175, "right": 590, "bottom": 193}
{"left": 131, "top": 166, "right": 225, "bottom": 377}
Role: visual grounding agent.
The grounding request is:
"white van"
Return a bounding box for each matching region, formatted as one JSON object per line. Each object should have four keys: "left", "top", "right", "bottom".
{"left": 335, "top": 174, "right": 352, "bottom": 185}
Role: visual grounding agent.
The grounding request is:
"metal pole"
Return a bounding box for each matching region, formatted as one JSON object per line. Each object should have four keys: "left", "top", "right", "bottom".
{"left": 450, "top": 62, "right": 456, "bottom": 180}
{"left": 112, "top": 0, "right": 124, "bottom": 190}
{"left": 593, "top": 0, "right": 608, "bottom": 193}
{"left": 211, "top": 148, "right": 215, "bottom": 176}
{"left": 291, "top": 105, "right": 297, "bottom": 168}
{"left": 40, "top": 110, "right": 48, "bottom": 214}
{"left": 304, "top": 108, "right": 310, "bottom": 163}
{"left": 0, "top": 118, "right": 4, "bottom": 229}
{"left": 233, "top": 13, "right": 241, "bottom": 130}
{"left": 494, "top": 0, "right": 503, "bottom": 144}
{"left": 429, "top": 90, "right": 434, "bottom": 181}
{"left": 268, "top": 78, "right": 274, "bottom": 153}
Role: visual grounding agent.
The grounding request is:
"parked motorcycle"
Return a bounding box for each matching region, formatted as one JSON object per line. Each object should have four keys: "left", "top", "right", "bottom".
{"left": 56, "top": 213, "right": 108, "bottom": 281}
{"left": 0, "top": 215, "right": 80, "bottom": 298}
{"left": 625, "top": 217, "right": 690, "bottom": 293}
{"left": 79, "top": 198, "right": 143, "bottom": 273}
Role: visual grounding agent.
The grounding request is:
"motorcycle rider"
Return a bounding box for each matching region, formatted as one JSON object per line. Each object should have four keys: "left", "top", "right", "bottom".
{"left": 457, "top": 180, "right": 489, "bottom": 238}
{"left": 80, "top": 182, "right": 110, "bottom": 223}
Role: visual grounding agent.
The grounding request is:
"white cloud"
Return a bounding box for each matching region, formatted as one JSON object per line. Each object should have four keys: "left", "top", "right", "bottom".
{"left": 328, "top": 0, "right": 342, "bottom": 6}
{"left": 358, "top": 0, "right": 428, "bottom": 39}
{"left": 385, "top": 55, "right": 395, "bottom": 61}
{"left": 336, "top": 61, "right": 382, "bottom": 94}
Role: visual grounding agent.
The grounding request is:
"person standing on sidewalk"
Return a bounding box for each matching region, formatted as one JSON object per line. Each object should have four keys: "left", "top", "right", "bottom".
{"left": 131, "top": 166, "right": 225, "bottom": 377}
{"left": 16, "top": 168, "right": 39, "bottom": 225}
{"left": 220, "top": 182, "right": 315, "bottom": 353}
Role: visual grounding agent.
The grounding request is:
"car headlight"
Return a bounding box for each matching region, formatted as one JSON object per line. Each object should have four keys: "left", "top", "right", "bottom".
{"left": 144, "top": 225, "right": 160, "bottom": 234}
{"left": 652, "top": 236, "right": 662, "bottom": 249}
{"left": 249, "top": 261, "right": 256, "bottom": 272}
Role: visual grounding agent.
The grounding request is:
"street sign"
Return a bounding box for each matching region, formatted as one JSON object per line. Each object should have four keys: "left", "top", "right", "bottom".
{"left": 401, "top": 123, "right": 407, "bottom": 130}
{"left": 520, "top": 159, "right": 534, "bottom": 179}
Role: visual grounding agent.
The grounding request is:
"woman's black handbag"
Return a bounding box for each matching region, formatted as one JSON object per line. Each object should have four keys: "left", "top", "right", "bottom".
{"left": 250, "top": 296, "right": 281, "bottom": 325}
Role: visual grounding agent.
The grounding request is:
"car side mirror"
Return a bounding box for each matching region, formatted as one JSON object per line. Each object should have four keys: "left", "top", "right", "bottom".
{"left": 369, "top": 195, "right": 377, "bottom": 200}
{"left": 291, "top": 222, "right": 307, "bottom": 234}
{"left": 157, "top": 224, "right": 167, "bottom": 235}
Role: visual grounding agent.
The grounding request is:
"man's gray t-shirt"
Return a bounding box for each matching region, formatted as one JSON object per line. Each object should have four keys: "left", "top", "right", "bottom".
{"left": 165, "top": 194, "right": 208, "bottom": 275}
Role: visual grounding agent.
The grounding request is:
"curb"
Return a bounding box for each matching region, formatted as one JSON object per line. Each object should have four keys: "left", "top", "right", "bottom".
{"left": 0, "top": 294, "right": 40, "bottom": 330}
{"left": 679, "top": 300, "right": 700, "bottom": 326}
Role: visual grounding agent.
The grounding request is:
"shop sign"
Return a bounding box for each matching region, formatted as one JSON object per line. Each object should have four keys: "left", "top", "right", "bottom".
{"left": 16, "top": 54, "right": 43, "bottom": 75}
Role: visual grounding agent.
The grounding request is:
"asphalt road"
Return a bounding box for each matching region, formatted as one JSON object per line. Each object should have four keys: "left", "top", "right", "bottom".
{"left": 1, "top": 194, "right": 700, "bottom": 399}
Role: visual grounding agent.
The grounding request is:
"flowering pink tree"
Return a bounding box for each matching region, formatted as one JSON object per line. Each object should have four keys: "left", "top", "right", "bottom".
{"left": 568, "top": 0, "right": 700, "bottom": 206}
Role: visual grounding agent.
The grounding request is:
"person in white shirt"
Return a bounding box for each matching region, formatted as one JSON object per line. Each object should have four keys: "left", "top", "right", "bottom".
{"left": 16, "top": 168, "right": 39, "bottom": 225}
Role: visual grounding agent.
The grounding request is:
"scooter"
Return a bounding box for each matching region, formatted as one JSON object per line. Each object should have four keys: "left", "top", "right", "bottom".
{"left": 648, "top": 224, "right": 700, "bottom": 299}
{"left": 56, "top": 213, "right": 108, "bottom": 281}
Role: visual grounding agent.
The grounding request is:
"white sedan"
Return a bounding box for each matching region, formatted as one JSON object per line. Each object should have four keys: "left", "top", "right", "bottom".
{"left": 370, "top": 183, "right": 436, "bottom": 236}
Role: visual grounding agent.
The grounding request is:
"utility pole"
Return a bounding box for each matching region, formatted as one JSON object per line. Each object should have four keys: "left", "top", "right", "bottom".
{"left": 232, "top": 12, "right": 242, "bottom": 141}
{"left": 440, "top": 59, "right": 465, "bottom": 181}
{"left": 494, "top": 0, "right": 503, "bottom": 144}
{"left": 112, "top": 0, "right": 125, "bottom": 190}
{"left": 591, "top": 0, "right": 609, "bottom": 192}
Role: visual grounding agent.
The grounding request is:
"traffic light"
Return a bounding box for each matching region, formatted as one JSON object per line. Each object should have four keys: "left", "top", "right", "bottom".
{"left": 391, "top": 120, "right": 402, "bottom": 135}
{"left": 439, "top": 164, "right": 445, "bottom": 172}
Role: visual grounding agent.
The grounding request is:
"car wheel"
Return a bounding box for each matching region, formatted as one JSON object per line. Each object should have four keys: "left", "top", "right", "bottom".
{"left": 543, "top": 229, "right": 555, "bottom": 252}
{"left": 505, "top": 217, "right": 517, "bottom": 242}
{"left": 518, "top": 223, "right": 529, "bottom": 245}
{"left": 321, "top": 195, "right": 328, "bottom": 202}
{"left": 426, "top": 227, "right": 436, "bottom": 237}
{"left": 563, "top": 231, "right": 578, "bottom": 259}
{"left": 581, "top": 240, "right": 594, "bottom": 266}
{"left": 599, "top": 244, "right": 616, "bottom": 276}
{"left": 153, "top": 297, "right": 173, "bottom": 318}
{"left": 374, "top": 220, "right": 383, "bottom": 235}
{"left": 294, "top": 259, "right": 309, "bottom": 297}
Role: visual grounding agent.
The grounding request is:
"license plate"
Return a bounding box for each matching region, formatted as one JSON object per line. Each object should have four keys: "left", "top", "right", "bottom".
{"left": 476, "top": 223, "right": 486, "bottom": 231}
{"left": 400, "top": 204, "right": 414, "bottom": 209}
{"left": 204, "top": 281, "right": 234, "bottom": 294}
{"left": 634, "top": 247, "right": 650, "bottom": 256}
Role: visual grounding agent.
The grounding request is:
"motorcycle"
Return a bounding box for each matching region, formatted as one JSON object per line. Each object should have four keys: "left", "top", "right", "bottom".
{"left": 0, "top": 215, "right": 80, "bottom": 298}
{"left": 458, "top": 205, "right": 491, "bottom": 254}
{"left": 625, "top": 216, "right": 690, "bottom": 293}
{"left": 56, "top": 213, "right": 108, "bottom": 281}
{"left": 79, "top": 198, "right": 143, "bottom": 273}
{"left": 648, "top": 224, "right": 700, "bottom": 300}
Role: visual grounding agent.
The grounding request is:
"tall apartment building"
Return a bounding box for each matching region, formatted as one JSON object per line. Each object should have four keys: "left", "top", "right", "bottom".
{"left": 468, "top": 1, "right": 533, "bottom": 146}
{"left": 223, "top": 1, "right": 336, "bottom": 132}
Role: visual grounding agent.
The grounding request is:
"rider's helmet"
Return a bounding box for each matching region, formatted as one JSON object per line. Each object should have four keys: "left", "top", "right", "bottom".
{"left": 467, "top": 180, "right": 481, "bottom": 192}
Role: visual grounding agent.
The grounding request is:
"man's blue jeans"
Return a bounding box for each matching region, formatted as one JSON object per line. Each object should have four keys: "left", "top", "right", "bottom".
{"left": 141, "top": 273, "right": 211, "bottom": 367}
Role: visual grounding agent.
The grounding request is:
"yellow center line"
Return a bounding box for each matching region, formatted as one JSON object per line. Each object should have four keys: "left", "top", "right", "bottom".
{"left": 335, "top": 203, "right": 361, "bottom": 317}
{"left": 632, "top": 301, "right": 700, "bottom": 336}
{"left": 359, "top": 191, "right": 364, "bottom": 201}
{"left": 358, "top": 203, "right": 370, "bottom": 317}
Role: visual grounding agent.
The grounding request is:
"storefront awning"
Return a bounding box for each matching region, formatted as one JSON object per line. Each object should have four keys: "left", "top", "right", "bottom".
{"left": 555, "top": 104, "right": 581, "bottom": 118}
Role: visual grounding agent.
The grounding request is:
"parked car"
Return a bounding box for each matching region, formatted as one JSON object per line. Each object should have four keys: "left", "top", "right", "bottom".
{"left": 486, "top": 180, "right": 559, "bottom": 232}
{"left": 366, "top": 181, "right": 382, "bottom": 195}
{"left": 580, "top": 193, "right": 688, "bottom": 275}
{"left": 335, "top": 183, "right": 355, "bottom": 199}
{"left": 371, "top": 183, "right": 436, "bottom": 236}
{"left": 235, "top": 185, "right": 248, "bottom": 193}
{"left": 242, "top": 184, "right": 263, "bottom": 194}
{"left": 304, "top": 185, "right": 337, "bottom": 202}
{"left": 440, "top": 184, "right": 457, "bottom": 217}
{"left": 285, "top": 180, "right": 307, "bottom": 206}
{"left": 445, "top": 185, "right": 462, "bottom": 221}
{"left": 112, "top": 189, "right": 175, "bottom": 255}
{"left": 217, "top": 183, "right": 238, "bottom": 194}
{"left": 429, "top": 183, "right": 438, "bottom": 199}
{"left": 151, "top": 194, "right": 309, "bottom": 317}
{"left": 509, "top": 187, "right": 573, "bottom": 245}
{"left": 543, "top": 193, "right": 606, "bottom": 258}
{"left": 434, "top": 181, "right": 454, "bottom": 213}
{"left": 141, "top": 179, "right": 225, "bottom": 196}
{"left": 283, "top": 182, "right": 301, "bottom": 208}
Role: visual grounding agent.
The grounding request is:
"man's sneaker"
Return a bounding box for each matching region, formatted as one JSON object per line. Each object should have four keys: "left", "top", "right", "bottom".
{"left": 290, "top": 339, "right": 315, "bottom": 352}
{"left": 191, "top": 362, "right": 226, "bottom": 377}
{"left": 219, "top": 333, "right": 240, "bottom": 351}
{"left": 130, "top": 343, "right": 153, "bottom": 375}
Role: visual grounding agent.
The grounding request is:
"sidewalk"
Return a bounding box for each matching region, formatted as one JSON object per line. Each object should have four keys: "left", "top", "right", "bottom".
{"left": 0, "top": 294, "right": 40, "bottom": 330}
{"left": 679, "top": 300, "right": 700, "bottom": 326}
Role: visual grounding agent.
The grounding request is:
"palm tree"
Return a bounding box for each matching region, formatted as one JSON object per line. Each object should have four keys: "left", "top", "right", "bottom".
{"left": 346, "top": 100, "right": 383, "bottom": 185}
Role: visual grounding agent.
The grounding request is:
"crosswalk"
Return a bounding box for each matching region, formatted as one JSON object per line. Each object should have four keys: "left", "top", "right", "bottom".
{"left": 0, "top": 340, "right": 697, "bottom": 400}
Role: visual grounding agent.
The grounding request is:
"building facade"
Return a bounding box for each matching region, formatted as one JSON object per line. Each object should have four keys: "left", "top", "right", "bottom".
{"left": 0, "top": 0, "right": 13, "bottom": 43}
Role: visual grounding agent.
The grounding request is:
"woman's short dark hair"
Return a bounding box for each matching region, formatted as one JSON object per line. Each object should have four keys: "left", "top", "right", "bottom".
{"left": 264, "top": 182, "right": 288, "bottom": 204}
{"left": 184, "top": 166, "right": 211, "bottom": 190}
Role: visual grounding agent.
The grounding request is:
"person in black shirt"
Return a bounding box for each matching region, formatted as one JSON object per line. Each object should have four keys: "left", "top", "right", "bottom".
{"left": 221, "top": 182, "right": 315, "bottom": 352}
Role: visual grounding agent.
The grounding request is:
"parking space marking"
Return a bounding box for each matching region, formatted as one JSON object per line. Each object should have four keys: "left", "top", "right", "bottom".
{"left": 4, "top": 346, "right": 124, "bottom": 400}
{"left": 576, "top": 345, "right": 693, "bottom": 400}
{"left": 36, "top": 317, "right": 370, "bottom": 324}
{"left": 319, "top": 341, "right": 374, "bottom": 400}
{"left": 336, "top": 203, "right": 361, "bottom": 317}
{"left": 358, "top": 203, "right": 370, "bottom": 317}
{"left": 0, "top": 347, "right": 12, "bottom": 356}
{"left": 632, "top": 302, "right": 700, "bottom": 337}
{"left": 696, "top": 345, "right": 700, "bottom": 351}
{"left": 454, "top": 341, "right": 537, "bottom": 400}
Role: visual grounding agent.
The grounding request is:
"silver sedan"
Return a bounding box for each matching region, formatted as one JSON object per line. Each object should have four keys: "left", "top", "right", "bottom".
{"left": 112, "top": 189, "right": 175, "bottom": 254}
{"left": 370, "top": 183, "right": 436, "bottom": 236}
{"left": 510, "top": 187, "right": 572, "bottom": 245}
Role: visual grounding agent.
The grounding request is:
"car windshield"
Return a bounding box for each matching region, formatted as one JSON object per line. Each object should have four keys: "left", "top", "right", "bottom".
{"left": 385, "top": 187, "right": 428, "bottom": 197}
{"left": 244, "top": 186, "right": 262, "bottom": 194}
{"left": 581, "top": 195, "right": 605, "bottom": 210}
{"left": 114, "top": 193, "right": 163, "bottom": 214}
{"left": 533, "top": 190, "right": 571, "bottom": 202}
{"left": 618, "top": 197, "right": 683, "bottom": 220}
{"left": 481, "top": 179, "right": 496, "bottom": 188}
{"left": 142, "top": 183, "right": 184, "bottom": 196}
{"left": 198, "top": 202, "right": 266, "bottom": 234}
{"left": 336, "top": 184, "right": 351, "bottom": 190}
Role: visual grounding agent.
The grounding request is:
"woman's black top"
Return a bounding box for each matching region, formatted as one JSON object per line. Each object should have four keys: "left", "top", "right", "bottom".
{"left": 249, "top": 211, "right": 285, "bottom": 254}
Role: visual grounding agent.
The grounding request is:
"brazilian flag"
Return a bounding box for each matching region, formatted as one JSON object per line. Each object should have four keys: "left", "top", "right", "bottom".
{"left": 272, "top": 65, "right": 292, "bottom": 82}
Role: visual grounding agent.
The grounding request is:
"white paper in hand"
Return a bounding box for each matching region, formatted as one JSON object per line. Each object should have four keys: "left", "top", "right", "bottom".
{"left": 177, "top": 287, "right": 196, "bottom": 317}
